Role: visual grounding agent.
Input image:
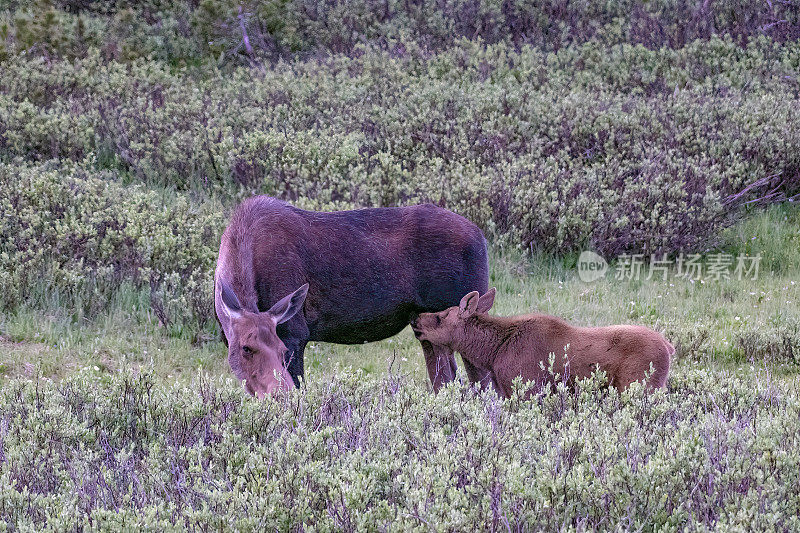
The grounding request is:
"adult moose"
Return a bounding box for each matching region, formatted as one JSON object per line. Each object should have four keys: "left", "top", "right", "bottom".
{"left": 214, "top": 196, "right": 490, "bottom": 398}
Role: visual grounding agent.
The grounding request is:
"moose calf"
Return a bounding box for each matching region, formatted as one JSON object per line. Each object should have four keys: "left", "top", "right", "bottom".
{"left": 411, "top": 289, "right": 672, "bottom": 398}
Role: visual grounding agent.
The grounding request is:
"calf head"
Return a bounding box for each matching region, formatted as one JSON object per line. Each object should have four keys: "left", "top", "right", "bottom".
{"left": 217, "top": 281, "right": 308, "bottom": 398}
{"left": 412, "top": 288, "right": 496, "bottom": 347}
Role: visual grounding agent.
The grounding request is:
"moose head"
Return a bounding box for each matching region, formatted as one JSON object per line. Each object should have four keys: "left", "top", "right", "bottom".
{"left": 217, "top": 281, "right": 308, "bottom": 398}
{"left": 411, "top": 288, "right": 496, "bottom": 348}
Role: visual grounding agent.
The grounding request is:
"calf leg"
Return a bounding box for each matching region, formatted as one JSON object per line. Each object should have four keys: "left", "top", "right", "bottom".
{"left": 421, "top": 340, "right": 458, "bottom": 392}
{"left": 462, "top": 359, "right": 503, "bottom": 395}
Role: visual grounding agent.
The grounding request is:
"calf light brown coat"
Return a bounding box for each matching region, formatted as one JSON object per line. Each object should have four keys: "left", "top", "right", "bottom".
{"left": 411, "top": 290, "right": 672, "bottom": 398}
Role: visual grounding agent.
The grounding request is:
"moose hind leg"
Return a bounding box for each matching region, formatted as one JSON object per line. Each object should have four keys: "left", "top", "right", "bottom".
{"left": 421, "top": 340, "right": 458, "bottom": 393}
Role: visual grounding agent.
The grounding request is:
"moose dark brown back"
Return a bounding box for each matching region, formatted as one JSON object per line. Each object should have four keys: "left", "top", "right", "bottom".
{"left": 215, "top": 196, "right": 490, "bottom": 396}
{"left": 412, "top": 290, "right": 673, "bottom": 397}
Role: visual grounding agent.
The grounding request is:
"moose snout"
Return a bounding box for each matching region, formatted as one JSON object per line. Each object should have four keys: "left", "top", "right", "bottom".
{"left": 410, "top": 321, "right": 424, "bottom": 339}
{"left": 251, "top": 376, "right": 293, "bottom": 399}
{"left": 247, "top": 365, "right": 295, "bottom": 399}
{"left": 259, "top": 378, "right": 293, "bottom": 398}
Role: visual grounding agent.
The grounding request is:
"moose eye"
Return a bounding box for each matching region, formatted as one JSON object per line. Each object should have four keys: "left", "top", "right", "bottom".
{"left": 435, "top": 315, "right": 442, "bottom": 326}
{"left": 242, "top": 346, "right": 255, "bottom": 360}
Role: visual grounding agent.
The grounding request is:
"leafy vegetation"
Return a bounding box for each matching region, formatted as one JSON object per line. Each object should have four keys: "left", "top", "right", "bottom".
{"left": 2, "top": 36, "right": 800, "bottom": 261}
{"left": 3, "top": 206, "right": 800, "bottom": 384}
{"left": 0, "top": 161, "right": 223, "bottom": 330}
{"left": 2, "top": 3, "right": 799, "bottom": 268}
{"left": 1, "top": 0, "right": 798, "bottom": 63}
{"left": 2, "top": 0, "right": 800, "bottom": 528}
{"left": 3, "top": 212, "right": 800, "bottom": 527}
{"left": 2, "top": 364, "right": 799, "bottom": 530}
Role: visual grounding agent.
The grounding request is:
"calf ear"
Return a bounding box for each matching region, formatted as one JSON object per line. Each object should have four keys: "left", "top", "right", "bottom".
{"left": 476, "top": 287, "right": 496, "bottom": 313}
{"left": 268, "top": 283, "right": 309, "bottom": 324}
{"left": 459, "top": 291, "right": 480, "bottom": 318}
{"left": 219, "top": 281, "right": 242, "bottom": 319}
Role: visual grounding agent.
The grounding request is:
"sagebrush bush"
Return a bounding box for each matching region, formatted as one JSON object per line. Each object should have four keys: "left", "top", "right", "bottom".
{"left": 0, "top": 366, "right": 798, "bottom": 530}
{"left": 1, "top": 0, "right": 798, "bottom": 63}
{"left": 2, "top": 38, "right": 799, "bottom": 256}
{"left": 0, "top": 161, "right": 224, "bottom": 327}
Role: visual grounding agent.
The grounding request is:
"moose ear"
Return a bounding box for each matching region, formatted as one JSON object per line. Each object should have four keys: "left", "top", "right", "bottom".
{"left": 219, "top": 280, "right": 242, "bottom": 319}
{"left": 268, "top": 283, "right": 309, "bottom": 325}
{"left": 458, "top": 291, "right": 480, "bottom": 319}
{"left": 476, "top": 287, "right": 496, "bottom": 314}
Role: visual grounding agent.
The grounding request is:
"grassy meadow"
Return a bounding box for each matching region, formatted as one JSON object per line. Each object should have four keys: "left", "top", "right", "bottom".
{"left": 3, "top": 0, "right": 800, "bottom": 529}
{"left": 3, "top": 212, "right": 800, "bottom": 529}
{"left": 3, "top": 207, "right": 800, "bottom": 529}
{"left": 4, "top": 205, "right": 800, "bottom": 387}
{"left": 2, "top": 206, "right": 800, "bottom": 386}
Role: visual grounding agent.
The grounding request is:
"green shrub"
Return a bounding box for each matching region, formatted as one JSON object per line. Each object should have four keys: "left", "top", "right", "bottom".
{"left": 0, "top": 161, "right": 224, "bottom": 327}
{"left": 1, "top": 0, "right": 799, "bottom": 63}
{"left": 1, "top": 366, "right": 799, "bottom": 529}
{"left": 2, "top": 39, "right": 799, "bottom": 255}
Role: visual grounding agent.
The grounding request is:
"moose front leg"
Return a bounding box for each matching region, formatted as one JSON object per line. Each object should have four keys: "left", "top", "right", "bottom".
{"left": 462, "top": 358, "right": 503, "bottom": 396}
{"left": 421, "top": 340, "right": 458, "bottom": 392}
{"left": 282, "top": 339, "right": 307, "bottom": 388}
{"left": 277, "top": 315, "right": 310, "bottom": 388}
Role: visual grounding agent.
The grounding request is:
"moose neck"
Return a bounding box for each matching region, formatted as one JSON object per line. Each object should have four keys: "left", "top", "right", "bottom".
{"left": 220, "top": 233, "right": 260, "bottom": 312}
{"left": 454, "top": 315, "right": 514, "bottom": 370}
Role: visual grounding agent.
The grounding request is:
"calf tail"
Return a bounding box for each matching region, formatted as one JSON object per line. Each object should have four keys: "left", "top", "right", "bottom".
{"left": 664, "top": 339, "right": 676, "bottom": 356}
{"left": 650, "top": 338, "right": 674, "bottom": 389}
